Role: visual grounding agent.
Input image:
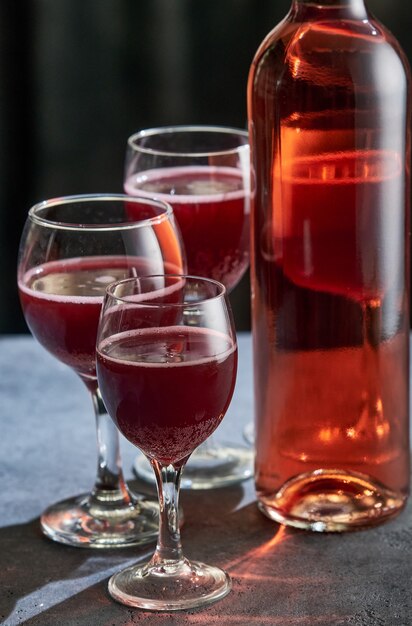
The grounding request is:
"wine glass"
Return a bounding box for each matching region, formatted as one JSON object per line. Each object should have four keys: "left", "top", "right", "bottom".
{"left": 17, "top": 194, "right": 185, "bottom": 547}
{"left": 124, "top": 125, "right": 253, "bottom": 488}
{"left": 96, "top": 274, "right": 237, "bottom": 610}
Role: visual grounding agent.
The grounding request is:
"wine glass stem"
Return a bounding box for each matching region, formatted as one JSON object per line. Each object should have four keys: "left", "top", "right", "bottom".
{"left": 90, "top": 387, "right": 131, "bottom": 505}
{"left": 151, "top": 460, "right": 184, "bottom": 564}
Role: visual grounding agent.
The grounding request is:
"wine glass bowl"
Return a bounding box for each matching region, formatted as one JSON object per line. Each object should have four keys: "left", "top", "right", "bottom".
{"left": 17, "top": 194, "right": 185, "bottom": 547}
{"left": 97, "top": 275, "right": 237, "bottom": 610}
{"left": 125, "top": 126, "right": 250, "bottom": 292}
{"left": 124, "top": 126, "right": 253, "bottom": 488}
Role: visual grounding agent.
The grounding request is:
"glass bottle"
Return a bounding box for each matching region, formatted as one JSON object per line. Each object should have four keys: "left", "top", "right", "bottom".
{"left": 247, "top": 0, "right": 410, "bottom": 531}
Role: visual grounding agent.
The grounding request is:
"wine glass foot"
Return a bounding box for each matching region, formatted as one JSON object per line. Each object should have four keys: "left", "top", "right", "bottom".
{"left": 134, "top": 443, "right": 253, "bottom": 490}
{"left": 108, "top": 557, "right": 231, "bottom": 611}
{"left": 40, "top": 492, "right": 159, "bottom": 548}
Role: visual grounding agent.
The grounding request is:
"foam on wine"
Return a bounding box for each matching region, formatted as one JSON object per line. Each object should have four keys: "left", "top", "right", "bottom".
{"left": 98, "top": 326, "right": 236, "bottom": 367}
{"left": 19, "top": 257, "right": 125, "bottom": 304}
{"left": 125, "top": 165, "right": 248, "bottom": 205}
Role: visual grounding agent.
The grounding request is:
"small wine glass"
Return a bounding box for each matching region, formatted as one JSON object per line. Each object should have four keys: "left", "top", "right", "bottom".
{"left": 96, "top": 274, "right": 237, "bottom": 610}
{"left": 124, "top": 125, "right": 253, "bottom": 488}
{"left": 17, "top": 194, "right": 185, "bottom": 547}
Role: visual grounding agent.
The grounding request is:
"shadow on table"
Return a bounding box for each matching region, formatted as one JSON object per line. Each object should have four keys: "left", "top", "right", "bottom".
{"left": 0, "top": 517, "right": 81, "bottom": 622}
{"left": 7, "top": 499, "right": 348, "bottom": 626}
{"left": 0, "top": 483, "right": 255, "bottom": 625}
{"left": 3, "top": 480, "right": 388, "bottom": 626}
{"left": 5, "top": 497, "right": 288, "bottom": 626}
{"left": 0, "top": 515, "right": 153, "bottom": 626}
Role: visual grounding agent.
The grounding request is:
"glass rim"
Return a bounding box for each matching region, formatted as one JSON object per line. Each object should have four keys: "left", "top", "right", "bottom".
{"left": 28, "top": 193, "right": 174, "bottom": 232}
{"left": 105, "top": 273, "right": 227, "bottom": 307}
{"left": 127, "top": 125, "right": 249, "bottom": 158}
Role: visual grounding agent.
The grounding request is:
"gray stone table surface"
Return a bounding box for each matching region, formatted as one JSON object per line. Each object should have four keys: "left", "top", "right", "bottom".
{"left": 1, "top": 333, "right": 411, "bottom": 626}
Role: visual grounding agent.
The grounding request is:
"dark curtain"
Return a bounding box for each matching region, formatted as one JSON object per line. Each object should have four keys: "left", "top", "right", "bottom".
{"left": 1, "top": 0, "right": 411, "bottom": 333}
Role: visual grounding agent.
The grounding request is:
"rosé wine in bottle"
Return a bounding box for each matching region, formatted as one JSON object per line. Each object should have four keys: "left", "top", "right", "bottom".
{"left": 248, "top": 0, "right": 410, "bottom": 530}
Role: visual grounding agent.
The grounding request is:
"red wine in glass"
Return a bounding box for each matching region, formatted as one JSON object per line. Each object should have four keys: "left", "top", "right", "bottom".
{"left": 19, "top": 256, "right": 180, "bottom": 386}
{"left": 96, "top": 274, "right": 237, "bottom": 610}
{"left": 125, "top": 165, "right": 250, "bottom": 292}
{"left": 97, "top": 326, "right": 237, "bottom": 466}
{"left": 17, "top": 194, "right": 185, "bottom": 547}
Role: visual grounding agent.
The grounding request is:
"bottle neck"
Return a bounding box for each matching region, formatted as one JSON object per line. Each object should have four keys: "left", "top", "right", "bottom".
{"left": 292, "top": 0, "right": 368, "bottom": 19}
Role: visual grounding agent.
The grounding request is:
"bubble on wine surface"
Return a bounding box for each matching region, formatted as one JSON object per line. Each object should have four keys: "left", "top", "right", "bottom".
{"left": 139, "top": 173, "right": 242, "bottom": 197}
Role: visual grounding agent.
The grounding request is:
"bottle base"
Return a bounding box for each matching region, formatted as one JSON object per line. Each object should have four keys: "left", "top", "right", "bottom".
{"left": 257, "top": 469, "right": 407, "bottom": 532}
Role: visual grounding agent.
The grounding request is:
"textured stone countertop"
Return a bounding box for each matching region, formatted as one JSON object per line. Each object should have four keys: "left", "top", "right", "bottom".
{"left": 1, "top": 333, "right": 411, "bottom": 626}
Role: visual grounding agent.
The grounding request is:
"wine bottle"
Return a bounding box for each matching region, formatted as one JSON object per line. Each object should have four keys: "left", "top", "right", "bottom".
{"left": 248, "top": 0, "right": 411, "bottom": 531}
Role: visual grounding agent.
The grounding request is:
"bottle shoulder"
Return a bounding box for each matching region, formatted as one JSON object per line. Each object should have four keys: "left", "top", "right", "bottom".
{"left": 250, "top": 16, "right": 298, "bottom": 72}
{"left": 249, "top": 15, "right": 410, "bottom": 92}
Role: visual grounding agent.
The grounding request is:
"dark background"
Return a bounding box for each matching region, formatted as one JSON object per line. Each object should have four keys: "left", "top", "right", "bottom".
{"left": 1, "top": 0, "right": 411, "bottom": 334}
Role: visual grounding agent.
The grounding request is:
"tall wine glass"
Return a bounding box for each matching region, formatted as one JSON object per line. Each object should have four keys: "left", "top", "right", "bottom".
{"left": 124, "top": 125, "right": 252, "bottom": 488}
{"left": 17, "top": 194, "right": 185, "bottom": 547}
{"left": 96, "top": 274, "right": 237, "bottom": 610}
